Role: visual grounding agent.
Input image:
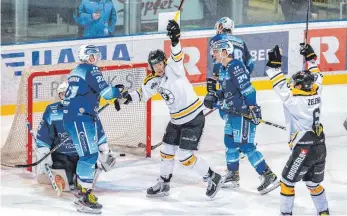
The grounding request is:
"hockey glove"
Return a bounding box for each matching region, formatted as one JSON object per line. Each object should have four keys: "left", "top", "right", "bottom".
{"left": 207, "top": 77, "right": 217, "bottom": 93}
{"left": 204, "top": 92, "right": 218, "bottom": 109}
{"left": 249, "top": 105, "right": 262, "bottom": 125}
{"left": 36, "top": 146, "right": 53, "bottom": 175}
{"left": 167, "top": 20, "right": 180, "bottom": 46}
{"left": 98, "top": 144, "right": 116, "bottom": 172}
{"left": 121, "top": 91, "right": 132, "bottom": 105}
{"left": 300, "top": 43, "right": 317, "bottom": 61}
{"left": 266, "top": 45, "right": 282, "bottom": 68}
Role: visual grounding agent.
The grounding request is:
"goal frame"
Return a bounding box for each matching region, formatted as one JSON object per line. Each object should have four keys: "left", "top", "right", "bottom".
{"left": 26, "top": 63, "right": 152, "bottom": 171}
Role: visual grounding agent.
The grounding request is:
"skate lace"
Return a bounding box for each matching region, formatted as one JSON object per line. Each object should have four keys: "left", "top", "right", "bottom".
{"left": 152, "top": 179, "right": 163, "bottom": 191}
{"left": 207, "top": 176, "right": 215, "bottom": 191}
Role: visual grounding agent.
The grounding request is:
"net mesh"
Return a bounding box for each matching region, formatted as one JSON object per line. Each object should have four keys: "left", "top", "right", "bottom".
{"left": 1, "top": 61, "right": 150, "bottom": 169}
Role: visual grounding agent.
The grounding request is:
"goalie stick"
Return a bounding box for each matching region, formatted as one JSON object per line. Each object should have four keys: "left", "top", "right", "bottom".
{"left": 151, "top": 108, "right": 217, "bottom": 150}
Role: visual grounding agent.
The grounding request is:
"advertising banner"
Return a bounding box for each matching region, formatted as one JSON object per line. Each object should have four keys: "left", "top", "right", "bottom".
{"left": 207, "top": 31, "right": 289, "bottom": 78}
{"left": 307, "top": 28, "right": 347, "bottom": 72}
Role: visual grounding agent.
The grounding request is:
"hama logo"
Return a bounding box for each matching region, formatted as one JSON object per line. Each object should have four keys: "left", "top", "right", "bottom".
{"left": 308, "top": 28, "right": 347, "bottom": 71}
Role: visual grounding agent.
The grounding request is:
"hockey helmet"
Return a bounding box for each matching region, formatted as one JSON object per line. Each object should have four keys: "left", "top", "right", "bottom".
{"left": 215, "top": 17, "right": 235, "bottom": 34}
{"left": 210, "top": 39, "right": 234, "bottom": 57}
{"left": 57, "top": 81, "right": 68, "bottom": 101}
{"left": 290, "top": 70, "right": 315, "bottom": 91}
{"left": 148, "top": 49, "right": 167, "bottom": 73}
{"left": 78, "top": 45, "right": 101, "bottom": 64}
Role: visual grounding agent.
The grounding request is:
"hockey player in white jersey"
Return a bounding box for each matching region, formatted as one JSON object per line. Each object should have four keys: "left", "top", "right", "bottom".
{"left": 265, "top": 44, "right": 329, "bottom": 215}
{"left": 118, "top": 20, "right": 223, "bottom": 199}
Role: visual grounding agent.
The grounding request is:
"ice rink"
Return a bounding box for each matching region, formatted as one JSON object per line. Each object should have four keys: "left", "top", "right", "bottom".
{"left": 1, "top": 84, "right": 347, "bottom": 215}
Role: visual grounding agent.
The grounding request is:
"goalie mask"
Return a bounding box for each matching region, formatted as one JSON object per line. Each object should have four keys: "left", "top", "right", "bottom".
{"left": 148, "top": 49, "right": 167, "bottom": 74}
{"left": 78, "top": 45, "right": 101, "bottom": 64}
{"left": 290, "top": 70, "right": 315, "bottom": 92}
{"left": 215, "top": 17, "right": 235, "bottom": 35}
{"left": 57, "top": 81, "right": 68, "bottom": 102}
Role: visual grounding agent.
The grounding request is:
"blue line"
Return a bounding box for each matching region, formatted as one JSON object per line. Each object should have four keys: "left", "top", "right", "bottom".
{"left": 1, "top": 53, "right": 25, "bottom": 58}
{"left": 1, "top": 19, "right": 346, "bottom": 46}
{"left": 14, "top": 71, "right": 22, "bottom": 76}
{"left": 5, "top": 62, "right": 24, "bottom": 67}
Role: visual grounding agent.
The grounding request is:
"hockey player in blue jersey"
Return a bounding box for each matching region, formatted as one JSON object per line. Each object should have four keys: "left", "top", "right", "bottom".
{"left": 36, "top": 82, "right": 79, "bottom": 190}
{"left": 63, "top": 45, "right": 121, "bottom": 214}
{"left": 204, "top": 39, "right": 279, "bottom": 194}
{"left": 210, "top": 17, "right": 254, "bottom": 77}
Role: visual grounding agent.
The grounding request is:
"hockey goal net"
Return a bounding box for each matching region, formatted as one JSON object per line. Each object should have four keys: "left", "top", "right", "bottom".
{"left": 1, "top": 61, "right": 152, "bottom": 171}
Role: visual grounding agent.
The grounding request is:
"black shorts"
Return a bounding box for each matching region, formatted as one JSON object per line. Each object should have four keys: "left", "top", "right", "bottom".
{"left": 52, "top": 153, "right": 79, "bottom": 185}
{"left": 282, "top": 132, "right": 326, "bottom": 183}
{"left": 162, "top": 111, "right": 205, "bottom": 150}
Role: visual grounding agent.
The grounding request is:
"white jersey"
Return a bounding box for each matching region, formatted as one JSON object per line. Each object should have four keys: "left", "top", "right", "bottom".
{"left": 266, "top": 60, "right": 323, "bottom": 147}
{"left": 129, "top": 42, "right": 203, "bottom": 125}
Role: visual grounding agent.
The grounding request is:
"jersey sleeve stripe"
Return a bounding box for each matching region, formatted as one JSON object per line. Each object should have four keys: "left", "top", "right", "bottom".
{"left": 143, "top": 74, "right": 160, "bottom": 85}
{"left": 171, "top": 50, "right": 183, "bottom": 62}
{"left": 271, "top": 73, "right": 285, "bottom": 86}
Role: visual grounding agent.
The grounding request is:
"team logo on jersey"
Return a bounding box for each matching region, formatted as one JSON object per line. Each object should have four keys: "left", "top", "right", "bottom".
{"left": 79, "top": 108, "right": 85, "bottom": 114}
{"left": 151, "top": 82, "right": 158, "bottom": 89}
{"left": 158, "top": 87, "right": 175, "bottom": 105}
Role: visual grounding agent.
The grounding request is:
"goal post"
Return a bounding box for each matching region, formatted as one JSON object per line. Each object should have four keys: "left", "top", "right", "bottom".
{"left": 1, "top": 61, "right": 152, "bottom": 171}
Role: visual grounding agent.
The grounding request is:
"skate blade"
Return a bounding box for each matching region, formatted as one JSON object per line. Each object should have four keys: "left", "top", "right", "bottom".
{"left": 75, "top": 201, "right": 102, "bottom": 214}
{"left": 207, "top": 178, "right": 224, "bottom": 199}
{"left": 146, "top": 191, "right": 169, "bottom": 197}
{"left": 259, "top": 180, "right": 280, "bottom": 195}
{"left": 221, "top": 181, "right": 240, "bottom": 189}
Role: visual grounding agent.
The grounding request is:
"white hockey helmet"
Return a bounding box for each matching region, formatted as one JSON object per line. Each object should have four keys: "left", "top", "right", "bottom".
{"left": 57, "top": 81, "right": 68, "bottom": 101}
{"left": 215, "top": 17, "right": 235, "bottom": 35}
{"left": 211, "top": 39, "right": 234, "bottom": 56}
{"left": 78, "top": 45, "right": 101, "bottom": 64}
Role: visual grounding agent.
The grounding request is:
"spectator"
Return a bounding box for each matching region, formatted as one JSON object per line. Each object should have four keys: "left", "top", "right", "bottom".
{"left": 280, "top": 0, "right": 318, "bottom": 22}
{"left": 74, "top": 0, "right": 117, "bottom": 38}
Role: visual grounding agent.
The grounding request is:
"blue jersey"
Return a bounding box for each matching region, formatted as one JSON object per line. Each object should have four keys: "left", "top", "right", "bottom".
{"left": 210, "top": 34, "right": 254, "bottom": 74}
{"left": 63, "top": 63, "right": 120, "bottom": 120}
{"left": 217, "top": 59, "right": 257, "bottom": 114}
{"left": 36, "top": 102, "right": 77, "bottom": 156}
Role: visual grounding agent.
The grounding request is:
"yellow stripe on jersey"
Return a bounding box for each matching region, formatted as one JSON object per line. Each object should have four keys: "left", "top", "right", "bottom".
{"left": 270, "top": 73, "right": 286, "bottom": 87}
{"left": 171, "top": 50, "right": 183, "bottom": 62}
{"left": 143, "top": 73, "right": 160, "bottom": 85}
{"left": 170, "top": 99, "right": 202, "bottom": 119}
{"left": 291, "top": 83, "right": 319, "bottom": 96}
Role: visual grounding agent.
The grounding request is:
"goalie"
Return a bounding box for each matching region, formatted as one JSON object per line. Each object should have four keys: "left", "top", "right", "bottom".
{"left": 36, "top": 82, "right": 79, "bottom": 191}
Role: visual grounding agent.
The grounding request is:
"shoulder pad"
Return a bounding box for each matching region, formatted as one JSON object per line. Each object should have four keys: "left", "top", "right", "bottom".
{"left": 143, "top": 73, "right": 160, "bottom": 85}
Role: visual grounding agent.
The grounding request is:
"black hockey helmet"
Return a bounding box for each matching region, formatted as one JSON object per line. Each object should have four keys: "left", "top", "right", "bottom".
{"left": 148, "top": 49, "right": 166, "bottom": 73}
{"left": 290, "top": 70, "right": 315, "bottom": 91}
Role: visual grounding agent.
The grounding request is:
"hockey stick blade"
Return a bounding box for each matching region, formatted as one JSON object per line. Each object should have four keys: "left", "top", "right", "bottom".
{"left": 151, "top": 108, "right": 217, "bottom": 150}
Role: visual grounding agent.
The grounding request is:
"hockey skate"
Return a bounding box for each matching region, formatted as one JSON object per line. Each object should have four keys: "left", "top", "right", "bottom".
{"left": 205, "top": 172, "right": 223, "bottom": 199}
{"left": 74, "top": 186, "right": 102, "bottom": 214}
{"left": 319, "top": 209, "right": 330, "bottom": 216}
{"left": 222, "top": 170, "right": 240, "bottom": 188}
{"left": 257, "top": 168, "right": 279, "bottom": 195}
{"left": 146, "top": 176, "right": 170, "bottom": 197}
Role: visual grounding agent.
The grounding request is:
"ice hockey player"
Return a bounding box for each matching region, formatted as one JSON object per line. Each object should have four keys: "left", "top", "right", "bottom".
{"left": 36, "top": 82, "right": 79, "bottom": 191}
{"left": 204, "top": 39, "right": 279, "bottom": 194}
{"left": 210, "top": 17, "right": 254, "bottom": 77}
{"left": 265, "top": 44, "right": 329, "bottom": 215}
{"left": 63, "top": 45, "right": 121, "bottom": 214}
{"left": 209, "top": 17, "right": 255, "bottom": 160}
{"left": 118, "top": 20, "right": 223, "bottom": 199}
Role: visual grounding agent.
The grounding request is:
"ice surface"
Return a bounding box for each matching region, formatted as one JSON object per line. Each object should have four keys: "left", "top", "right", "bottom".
{"left": 1, "top": 84, "right": 347, "bottom": 215}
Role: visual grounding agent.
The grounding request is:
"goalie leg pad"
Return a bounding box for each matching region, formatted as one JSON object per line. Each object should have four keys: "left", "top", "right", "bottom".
{"left": 240, "top": 143, "right": 266, "bottom": 175}
{"left": 98, "top": 143, "right": 116, "bottom": 172}
{"left": 177, "top": 148, "right": 209, "bottom": 177}
{"left": 160, "top": 143, "right": 177, "bottom": 177}
{"left": 224, "top": 134, "right": 240, "bottom": 171}
{"left": 52, "top": 153, "right": 79, "bottom": 185}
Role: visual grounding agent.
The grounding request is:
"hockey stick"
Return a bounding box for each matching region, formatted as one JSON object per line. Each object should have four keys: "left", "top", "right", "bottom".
{"left": 303, "top": 0, "right": 310, "bottom": 70}
{"left": 151, "top": 108, "right": 217, "bottom": 150}
{"left": 1, "top": 103, "right": 109, "bottom": 169}
{"left": 173, "top": 0, "right": 185, "bottom": 22}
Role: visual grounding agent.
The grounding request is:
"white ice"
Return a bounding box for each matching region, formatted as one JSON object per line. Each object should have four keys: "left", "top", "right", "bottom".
{"left": 1, "top": 84, "right": 347, "bottom": 216}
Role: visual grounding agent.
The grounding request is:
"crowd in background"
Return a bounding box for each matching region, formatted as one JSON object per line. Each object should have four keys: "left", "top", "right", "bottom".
{"left": 1, "top": 0, "right": 346, "bottom": 44}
